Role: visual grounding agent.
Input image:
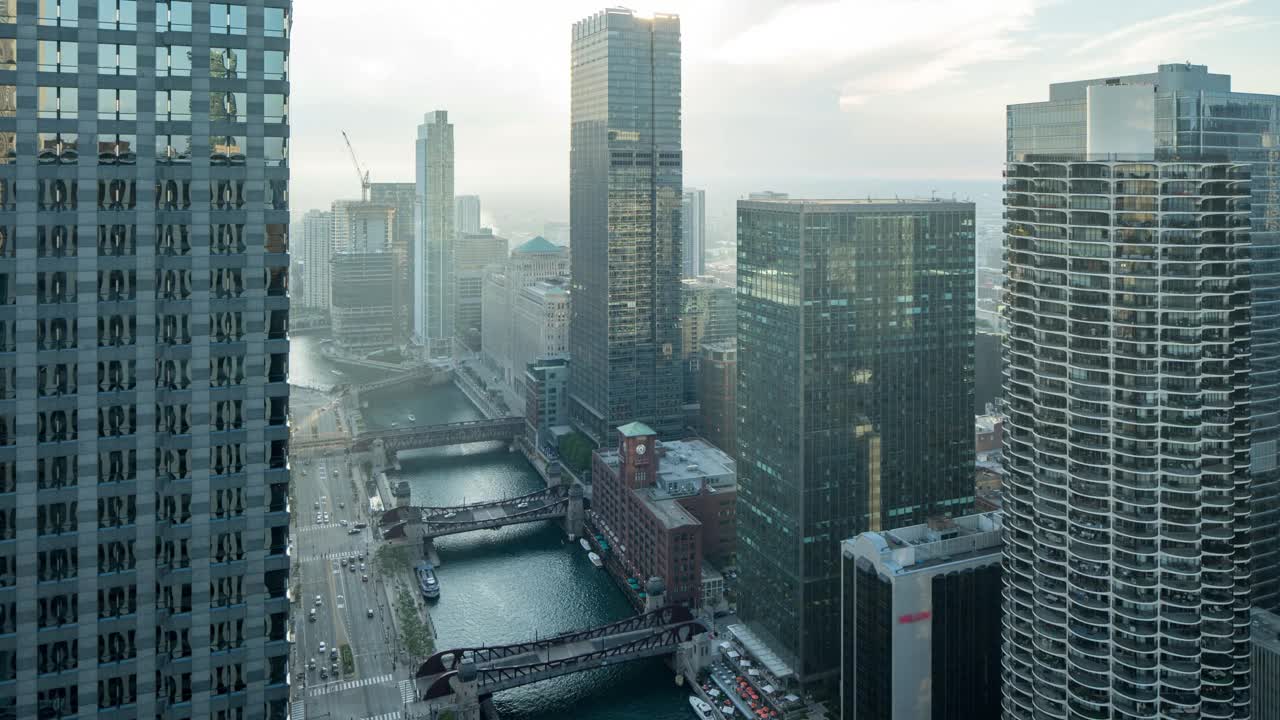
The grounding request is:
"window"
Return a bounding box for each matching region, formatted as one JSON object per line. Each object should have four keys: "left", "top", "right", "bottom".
{"left": 160, "top": 0, "right": 192, "bottom": 31}
{"left": 37, "top": 41, "right": 77, "bottom": 73}
{"left": 264, "top": 50, "right": 287, "bottom": 81}
{"left": 98, "top": 44, "right": 137, "bottom": 76}
{"left": 36, "top": 133, "right": 78, "bottom": 165}
{"left": 264, "top": 7, "right": 288, "bottom": 37}
{"left": 264, "top": 137, "right": 287, "bottom": 167}
{"left": 209, "top": 3, "right": 247, "bottom": 35}
{"left": 209, "top": 91, "right": 246, "bottom": 122}
{"left": 0, "top": 86, "right": 12, "bottom": 118}
{"left": 156, "top": 135, "right": 192, "bottom": 165}
{"left": 162, "top": 45, "right": 192, "bottom": 77}
{"left": 97, "top": 0, "right": 136, "bottom": 30}
{"left": 0, "top": 40, "right": 13, "bottom": 70}
{"left": 97, "top": 134, "right": 137, "bottom": 166}
{"left": 97, "top": 89, "right": 137, "bottom": 121}
{"left": 210, "top": 47, "right": 245, "bottom": 79}
{"left": 156, "top": 90, "right": 193, "bottom": 120}
{"left": 264, "top": 94, "right": 287, "bottom": 123}
{"left": 37, "top": 87, "right": 78, "bottom": 120}
{"left": 38, "top": 0, "right": 79, "bottom": 27}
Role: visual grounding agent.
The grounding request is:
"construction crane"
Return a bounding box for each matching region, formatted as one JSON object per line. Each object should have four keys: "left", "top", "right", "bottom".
{"left": 342, "top": 130, "right": 370, "bottom": 201}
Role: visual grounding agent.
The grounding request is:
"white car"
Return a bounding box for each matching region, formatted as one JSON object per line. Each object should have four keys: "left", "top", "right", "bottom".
{"left": 318, "top": 641, "right": 326, "bottom": 654}
{"left": 339, "top": 519, "right": 347, "bottom": 526}
{"left": 314, "top": 595, "right": 322, "bottom": 607}
{"left": 516, "top": 501, "right": 529, "bottom": 509}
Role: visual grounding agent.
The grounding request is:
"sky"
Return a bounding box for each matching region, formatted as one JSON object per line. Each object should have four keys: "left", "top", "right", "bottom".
{"left": 291, "top": 0, "right": 1280, "bottom": 231}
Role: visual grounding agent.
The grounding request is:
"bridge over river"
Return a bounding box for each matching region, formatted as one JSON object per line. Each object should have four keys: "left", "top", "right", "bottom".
{"left": 379, "top": 484, "right": 582, "bottom": 541}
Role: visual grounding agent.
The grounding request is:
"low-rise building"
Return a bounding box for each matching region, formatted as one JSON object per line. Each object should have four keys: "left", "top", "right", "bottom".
{"left": 975, "top": 413, "right": 1003, "bottom": 454}
{"left": 525, "top": 357, "right": 571, "bottom": 450}
{"left": 592, "top": 423, "right": 737, "bottom": 607}
{"left": 841, "top": 512, "right": 1003, "bottom": 720}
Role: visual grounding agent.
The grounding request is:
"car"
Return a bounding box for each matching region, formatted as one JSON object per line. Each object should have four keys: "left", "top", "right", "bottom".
{"left": 313, "top": 501, "right": 319, "bottom": 510}
{"left": 339, "top": 502, "right": 345, "bottom": 509}
{"left": 516, "top": 501, "right": 529, "bottom": 509}
{"left": 314, "top": 515, "right": 321, "bottom": 524}
{"left": 349, "top": 563, "right": 356, "bottom": 573}
{"left": 362, "top": 574, "right": 368, "bottom": 583}
{"left": 309, "top": 609, "right": 317, "bottom": 622}
{"left": 360, "top": 562, "right": 366, "bottom": 572}
{"left": 340, "top": 558, "right": 347, "bottom": 567}
{"left": 358, "top": 552, "right": 365, "bottom": 561}
{"left": 444, "top": 511, "right": 457, "bottom": 519}
{"left": 308, "top": 659, "right": 315, "bottom": 670}
{"left": 348, "top": 527, "right": 361, "bottom": 535}
{"left": 319, "top": 668, "right": 327, "bottom": 679}
{"left": 339, "top": 519, "right": 347, "bottom": 526}
{"left": 322, "top": 513, "right": 329, "bottom": 523}
{"left": 318, "top": 641, "right": 326, "bottom": 654}
{"left": 367, "top": 608, "right": 375, "bottom": 618}
{"left": 315, "top": 595, "right": 322, "bottom": 607}
{"left": 330, "top": 648, "right": 338, "bottom": 660}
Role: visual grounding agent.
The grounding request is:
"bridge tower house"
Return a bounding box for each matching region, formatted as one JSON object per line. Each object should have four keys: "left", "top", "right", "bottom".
{"left": 448, "top": 658, "right": 484, "bottom": 720}
{"left": 563, "top": 483, "right": 585, "bottom": 540}
{"left": 644, "top": 577, "right": 666, "bottom": 612}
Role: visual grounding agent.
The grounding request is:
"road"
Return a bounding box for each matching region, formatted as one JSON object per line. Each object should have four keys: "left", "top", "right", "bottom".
{"left": 293, "top": 452, "right": 406, "bottom": 720}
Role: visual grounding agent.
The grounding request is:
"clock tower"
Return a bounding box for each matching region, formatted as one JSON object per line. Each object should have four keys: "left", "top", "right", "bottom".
{"left": 616, "top": 421, "right": 658, "bottom": 490}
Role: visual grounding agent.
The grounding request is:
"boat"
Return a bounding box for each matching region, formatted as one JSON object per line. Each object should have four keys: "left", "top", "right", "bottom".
{"left": 407, "top": 413, "right": 416, "bottom": 422}
{"left": 588, "top": 552, "right": 603, "bottom": 568}
{"left": 689, "top": 696, "right": 715, "bottom": 719}
{"left": 330, "top": 368, "right": 344, "bottom": 376}
{"left": 416, "top": 563, "right": 440, "bottom": 599}
{"left": 579, "top": 538, "right": 591, "bottom": 552}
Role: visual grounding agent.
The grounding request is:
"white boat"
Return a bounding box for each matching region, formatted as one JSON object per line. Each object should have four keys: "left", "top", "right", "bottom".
{"left": 408, "top": 414, "right": 416, "bottom": 422}
{"left": 588, "top": 552, "right": 603, "bottom": 568}
{"left": 330, "top": 368, "right": 344, "bottom": 376}
{"left": 688, "top": 696, "right": 715, "bottom": 720}
{"left": 579, "top": 538, "right": 591, "bottom": 552}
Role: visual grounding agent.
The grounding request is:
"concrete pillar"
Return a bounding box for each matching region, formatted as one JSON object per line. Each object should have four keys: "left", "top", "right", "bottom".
{"left": 644, "top": 577, "right": 666, "bottom": 613}
{"left": 563, "top": 484, "right": 585, "bottom": 540}
{"left": 450, "top": 659, "right": 483, "bottom": 720}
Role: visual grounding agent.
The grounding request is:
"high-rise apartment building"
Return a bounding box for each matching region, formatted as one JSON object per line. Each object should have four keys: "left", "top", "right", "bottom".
{"left": 680, "top": 276, "right": 734, "bottom": 404}
{"left": 415, "top": 110, "right": 455, "bottom": 352}
{"left": 736, "top": 198, "right": 976, "bottom": 686}
{"left": 0, "top": 2, "right": 293, "bottom": 718}
{"left": 840, "top": 513, "right": 1004, "bottom": 720}
{"left": 568, "top": 8, "right": 684, "bottom": 443}
{"left": 682, "top": 188, "right": 705, "bottom": 278}
{"left": 1008, "top": 63, "right": 1280, "bottom": 612}
{"left": 454, "top": 229, "right": 508, "bottom": 349}
{"left": 300, "top": 209, "right": 333, "bottom": 310}
{"left": 455, "top": 194, "right": 481, "bottom": 236}
{"left": 369, "top": 182, "right": 416, "bottom": 338}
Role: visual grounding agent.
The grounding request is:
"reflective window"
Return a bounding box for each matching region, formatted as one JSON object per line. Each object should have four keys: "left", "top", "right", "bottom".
{"left": 161, "top": 0, "right": 192, "bottom": 31}
{"left": 264, "top": 94, "right": 287, "bottom": 123}
{"left": 209, "top": 92, "right": 246, "bottom": 123}
{"left": 97, "top": 89, "right": 137, "bottom": 121}
{"left": 263, "top": 51, "right": 288, "bottom": 81}
{"left": 264, "top": 137, "right": 287, "bottom": 166}
{"left": 155, "top": 135, "right": 192, "bottom": 164}
{"left": 0, "top": 40, "right": 13, "bottom": 70}
{"left": 37, "top": 41, "right": 77, "bottom": 73}
{"left": 156, "top": 90, "right": 193, "bottom": 121}
{"left": 210, "top": 3, "right": 247, "bottom": 35}
{"left": 98, "top": 44, "right": 137, "bottom": 76}
{"left": 97, "top": 135, "right": 137, "bottom": 165}
{"left": 37, "top": 87, "right": 78, "bottom": 120}
{"left": 0, "top": 86, "right": 12, "bottom": 119}
{"left": 38, "top": 0, "right": 78, "bottom": 27}
{"left": 97, "top": 0, "right": 136, "bottom": 30}
{"left": 210, "top": 48, "right": 245, "bottom": 79}
{"left": 162, "top": 45, "right": 192, "bottom": 77}
{"left": 264, "top": 7, "right": 288, "bottom": 38}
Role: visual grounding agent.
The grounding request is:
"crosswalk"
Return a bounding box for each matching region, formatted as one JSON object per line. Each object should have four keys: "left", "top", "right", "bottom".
{"left": 362, "top": 713, "right": 401, "bottom": 720}
{"left": 399, "top": 679, "right": 416, "bottom": 704}
{"left": 297, "top": 523, "right": 343, "bottom": 534}
{"left": 306, "top": 673, "right": 394, "bottom": 698}
{"left": 290, "top": 700, "right": 305, "bottom": 720}
{"left": 299, "top": 549, "right": 363, "bottom": 564}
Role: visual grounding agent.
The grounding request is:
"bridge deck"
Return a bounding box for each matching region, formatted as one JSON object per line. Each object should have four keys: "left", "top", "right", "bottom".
{"left": 428, "top": 496, "right": 556, "bottom": 527}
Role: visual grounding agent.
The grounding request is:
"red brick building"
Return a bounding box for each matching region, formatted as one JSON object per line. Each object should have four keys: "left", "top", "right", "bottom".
{"left": 591, "top": 422, "right": 736, "bottom": 607}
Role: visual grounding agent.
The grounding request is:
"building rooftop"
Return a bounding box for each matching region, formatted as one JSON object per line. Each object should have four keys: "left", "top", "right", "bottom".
{"left": 650, "top": 439, "right": 735, "bottom": 497}
{"left": 739, "top": 198, "right": 975, "bottom": 210}
{"left": 1253, "top": 608, "right": 1280, "bottom": 655}
{"left": 617, "top": 421, "right": 655, "bottom": 438}
{"left": 512, "top": 236, "right": 563, "bottom": 254}
{"left": 633, "top": 487, "right": 700, "bottom": 530}
{"left": 843, "top": 512, "right": 1004, "bottom": 576}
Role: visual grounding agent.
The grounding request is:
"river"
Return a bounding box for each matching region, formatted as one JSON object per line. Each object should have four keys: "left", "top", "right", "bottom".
{"left": 291, "top": 335, "right": 690, "bottom": 720}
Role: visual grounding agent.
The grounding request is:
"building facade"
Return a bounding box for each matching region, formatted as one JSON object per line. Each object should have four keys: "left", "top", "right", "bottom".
{"left": 510, "top": 281, "right": 570, "bottom": 395}
{"left": 455, "top": 194, "right": 481, "bottom": 236}
{"left": 330, "top": 200, "right": 393, "bottom": 254}
{"left": 568, "top": 8, "right": 684, "bottom": 443}
{"left": 0, "top": 2, "right": 293, "bottom": 718}
{"left": 1002, "top": 156, "right": 1255, "bottom": 719}
{"left": 698, "top": 339, "right": 736, "bottom": 457}
{"left": 331, "top": 252, "right": 397, "bottom": 351}
{"left": 525, "top": 357, "right": 571, "bottom": 450}
{"left": 1009, "top": 63, "right": 1280, "bottom": 612}
{"left": 299, "top": 208, "right": 332, "bottom": 310}
{"left": 1254, "top": 608, "right": 1280, "bottom": 720}
{"left": 736, "top": 198, "right": 976, "bottom": 685}
{"left": 369, "top": 182, "right": 416, "bottom": 339}
{"left": 841, "top": 513, "right": 1004, "bottom": 720}
{"left": 454, "top": 229, "right": 507, "bottom": 349}
{"left": 680, "top": 276, "right": 734, "bottom": 404}
{"left": 682, "top": 187, "right": 705, "bottom": 278}
{"left": 481, "top": 237, "right": 569, "bottom": 391}
{"left": 592, "top": 424, "right": 736, "bottom": 607}
{"left": 415, "top": 110, "right": 455, "bottom": 352}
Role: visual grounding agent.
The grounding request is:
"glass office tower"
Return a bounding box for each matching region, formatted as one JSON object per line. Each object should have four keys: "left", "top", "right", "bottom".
{"left": 414, "top": 110, "right": 454, "bottom": 355}
{"left": 0, "top": 2, "right": 293, "bottom": 718}
{"left": 1009, "top": 63, "right": 1280, "bottom": 612}
{"left": 568, "top": 8, "right": 684, "bottom": 443}
{"left": 735, "top": 199, "right": 976, "bottom": 686}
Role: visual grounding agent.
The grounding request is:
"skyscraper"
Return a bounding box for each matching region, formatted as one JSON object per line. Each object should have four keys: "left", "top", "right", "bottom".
{"left": 736, "top": 198, "right": 976, "bottom": 686}
{"left": 370, "top": 182, "right": 417, "bottom": 339}
{"left": 300, "top": 208, "right": 334, "bottom": 310}
{"left": 455, "top": 194, "right": 481, "bottom": 236}
{"left": 454, "top": 228, "right": 508, "bottom": 349}
{"left": 415, "top": 110, "right": 455, "bottom": 353}
{"left": 0, "top": 2, "right": 292, "bottom": 718}
{"left": 568, "top": 8, "right": 684, "bottom": 443}
{"left": 682, "top": 188, "right": 705, "bottom": 278}
{"left": 1002, "top": 66, "right": 1265, "bottom": 718}
{"left": 1007, "top": 64, "right": 1280, "bottom": 611}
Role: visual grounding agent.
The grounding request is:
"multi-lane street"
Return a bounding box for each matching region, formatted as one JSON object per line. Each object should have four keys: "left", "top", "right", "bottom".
{"left": 293, "top": 452, "right": 404, "bottom": 720}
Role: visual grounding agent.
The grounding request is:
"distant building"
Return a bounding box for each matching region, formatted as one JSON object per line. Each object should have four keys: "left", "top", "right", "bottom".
{"left": 699, "top": 339, "right": 736, "bottom": 458}
{"left": 481, "top": 237, "right": 570, "bottom": 388}
{"left": 974, "top": 414, "right": 1002, "bottom": 454}
{"left": 511, "top": 281, "right": 570, "bottom": 395}
{"left": 300, "top": 209, "right": 333, "bottom": 310}
{"left": 454, "top": 229, "right": 508, "bottom": 349}
{"left": 525, "top": 357, "right": 572, "bottom": 449}
{"left": 681, "top": 276, "right": 735, "bottom": 404}
{"left": 748, "top": 190, "right": 788, "bottom": 200}
{"left": 331, "top": 199, "right": 395, "bottom": 254}
{"left": 543, "top": 221, "right": 571, "bottom": 246}
{"left": 331, "top": 252, "right": 398, "bottom": 351}
{"left": 841, "top": 513, "right": 1004, "bottom": 720}
{"left": 974, "top": 330, "right": 1003, "bottom": 414}
{"left": 592, "top": 423, "right": 737, "bottom": 607}
{"left": 456, "top": 194, "right": 482, "bottom": 235}
{"left": 682, "top": 188, "right": 706, "bottom": 278}
{"left": 1255, "top": 608, "right": 1280, "bottom": 720}
{"left": 415, "top": 110, "right": 455, "bottom": 351}
{"left": 370, "top": 182, "right": 417, "bottom": 337}
{"left": 569, "top": 8, "right": 684, "bottom": 443}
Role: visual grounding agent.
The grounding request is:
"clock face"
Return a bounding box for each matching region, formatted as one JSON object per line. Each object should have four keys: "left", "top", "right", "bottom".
{"left": 636, "top": 443, "right": 647, "bottom": 455}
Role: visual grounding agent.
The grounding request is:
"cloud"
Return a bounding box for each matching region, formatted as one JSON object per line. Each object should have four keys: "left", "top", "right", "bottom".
{"left": 711, "top": 0, "right": 1041, "bottom": 109}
